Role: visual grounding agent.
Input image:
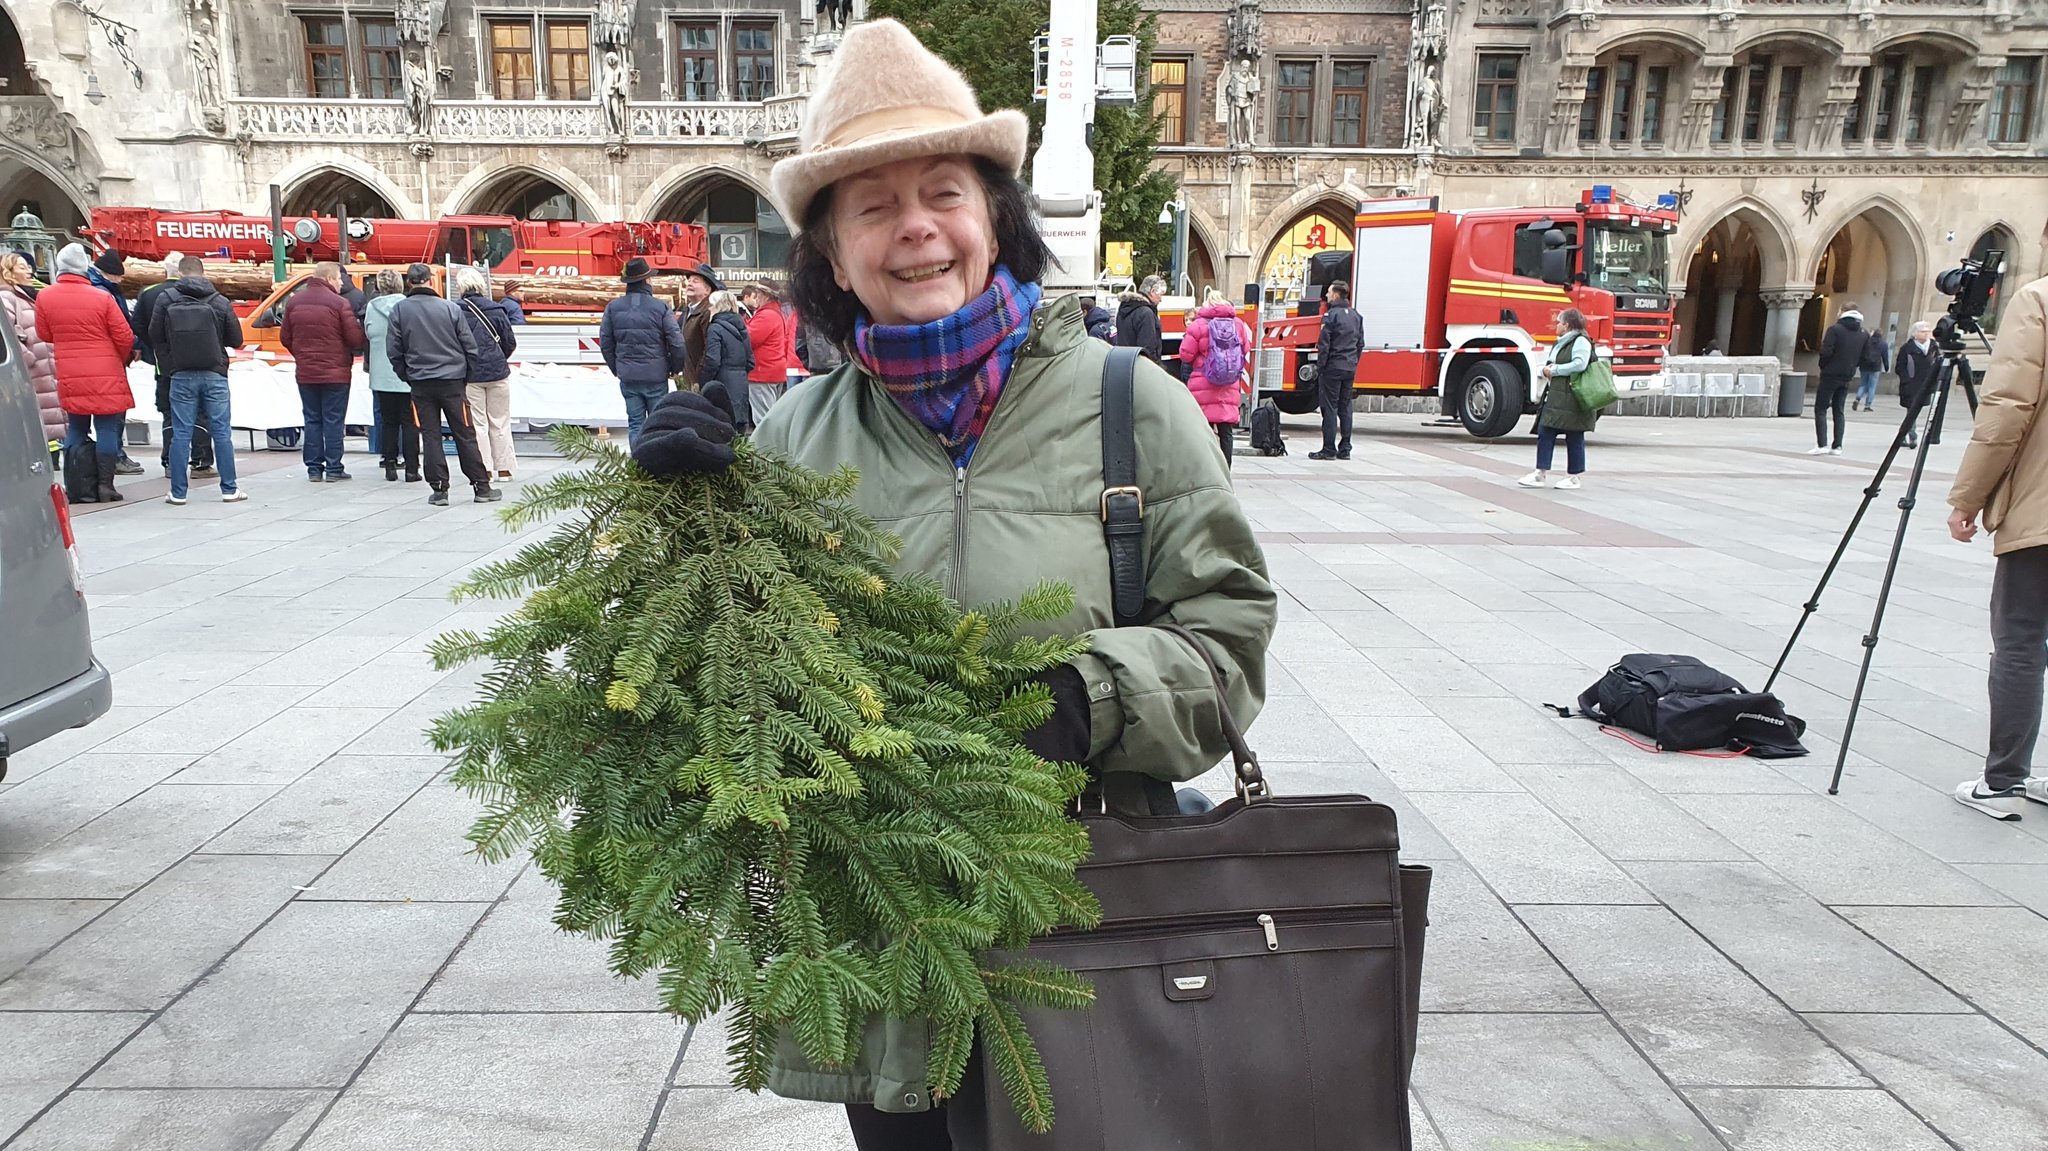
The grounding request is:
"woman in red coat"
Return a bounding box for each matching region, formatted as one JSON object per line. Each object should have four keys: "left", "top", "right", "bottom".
{"left": 742, "top": 282, "right": 792, "bottom": 429}
{"left": 36, "top": 244, "right": 136, "bottom": 502}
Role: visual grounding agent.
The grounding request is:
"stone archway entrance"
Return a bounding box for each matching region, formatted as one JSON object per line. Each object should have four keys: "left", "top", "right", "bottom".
{"left": 1800, "top": 206, "right": 1920, "bottom": 360}
{"left": 1969, "top": 226, "right": 2018, "bottom": 334}
{"left": 649, "top": 174, "right": 789, "bottom": 278}
{"left": 464, "top": 172, "right": 590, "bottom": 221}
{"left": 282, "top": 170, "right": 398, "bottom": 219}
{"left": 1259, "top": 203, "right": 1353, "bottom": 302}
{"left": 1679, "top": 220, "right": 1772, "bottom": 355}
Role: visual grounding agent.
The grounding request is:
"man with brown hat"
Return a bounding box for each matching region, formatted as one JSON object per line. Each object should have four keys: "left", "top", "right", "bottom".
{"left": 1948, "top": 273, "right": 2048, "bottom": 819}
{"left": 679, "top": 261, "right": 722, "bottom": 388}
{"left": 599, "top": 256, "right": 687, "bottom": 443}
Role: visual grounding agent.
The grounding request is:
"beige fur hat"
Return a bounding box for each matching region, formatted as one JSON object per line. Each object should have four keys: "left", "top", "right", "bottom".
{"left": 769, "top": 19, "right": 1029, "bottom": 231}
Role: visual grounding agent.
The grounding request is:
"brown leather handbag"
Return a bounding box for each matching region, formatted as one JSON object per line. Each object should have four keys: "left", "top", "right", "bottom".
{"left": 982, "top": 625, "right": 1431, "bottom": 1151}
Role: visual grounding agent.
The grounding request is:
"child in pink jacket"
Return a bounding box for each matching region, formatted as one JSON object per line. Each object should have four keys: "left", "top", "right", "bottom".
{"left": 1176, "top": 290, "right": 1252, "bottom": 468}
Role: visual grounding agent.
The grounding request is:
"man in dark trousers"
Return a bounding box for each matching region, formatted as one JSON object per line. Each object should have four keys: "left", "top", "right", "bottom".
{"left": 1811, "top": 303, "right": 1871, "bottom": 454}
{"left": 1308, "top": 282, "right": 1364, "bottom": 461}
{"left": 282, "top": 261, "right": 367, "bottom": 482}
{"left": 388, "top": 263, "right": 500, "bottom": 506}
{"left": 149, "top": 255, "right": 246, "bottom": 505}
{"left": 1115, "top": 276, "right": 1165, "bottom": 363}
{"left": 1895, "top": 319, "right": 1939, "bottom": 449}
{"left": 1947, "top": 274, "right": 2048, "bottom": 820}
{"left": 132, "top": 250, "right": 215, "bottom": 478}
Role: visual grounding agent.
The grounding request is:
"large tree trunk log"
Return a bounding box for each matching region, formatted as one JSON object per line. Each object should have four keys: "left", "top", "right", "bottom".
{"left": 111, "top": 261, "right": 681, "bottom": 308}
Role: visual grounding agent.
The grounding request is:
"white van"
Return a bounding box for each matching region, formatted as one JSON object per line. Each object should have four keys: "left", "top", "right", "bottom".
{"left": 0, "top": 306, "right": 111, "bottom": 780}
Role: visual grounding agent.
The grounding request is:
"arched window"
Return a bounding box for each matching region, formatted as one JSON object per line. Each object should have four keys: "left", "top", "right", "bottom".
{"left": 1969, "top": 228, "right": 2017, "bottom": 334}
{"left": 652, "top": 177, "right": 790, "bottom": 273}
{"left": 1260, "top": 207, "right": 1352, "bottom": 302}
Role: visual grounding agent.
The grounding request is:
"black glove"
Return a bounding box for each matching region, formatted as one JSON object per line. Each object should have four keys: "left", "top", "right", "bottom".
{"left": 1021, "top": 664, "right": 1093, "bottom": 764}
{"left": 632, "top": 390, "right": 737, "bottom": 477}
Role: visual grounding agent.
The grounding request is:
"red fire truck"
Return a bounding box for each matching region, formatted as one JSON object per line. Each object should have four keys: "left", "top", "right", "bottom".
{"left": 84, "top": 208, "right": 708, "bottom": 280}
{"left": 1254, "top": 187, "right": 1680, "bottom": 437}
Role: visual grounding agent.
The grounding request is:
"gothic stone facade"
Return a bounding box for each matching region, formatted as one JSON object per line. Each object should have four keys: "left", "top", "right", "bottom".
{"left": 1426, "top": 0, "right": 2048, "bottom": 369}
{"left": 1145, "top": 0, "right": 1420, "bottom": 296}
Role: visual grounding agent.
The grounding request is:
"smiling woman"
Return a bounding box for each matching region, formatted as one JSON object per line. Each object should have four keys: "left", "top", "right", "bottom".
{"left": 624, "top": 21, "right": 1276, "bottom": 1150}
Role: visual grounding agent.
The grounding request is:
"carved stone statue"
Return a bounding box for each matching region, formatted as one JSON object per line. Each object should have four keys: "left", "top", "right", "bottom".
{"left": 596, "top": 0, "right": 633, "bottom": 49}
{"left": 1226, "top": 57, "right": 1260, "bottom": 149}
{"left": 1419, "top": 1, "right": 1447, "bottom": 65}
{"left": 1227, "top": 0, "right": 1262, "bottom": 65}
{"left": 601, "top": 50, "right": 631, "bottom": 139}
{"left": 402, "top": 52, "right": 433, "bottom": 135}
{"left": 1411, "top": 63, "right": 1440, "bottom": 150}
{"left": 186, "top": 0, "right": 224, "bottom": 132}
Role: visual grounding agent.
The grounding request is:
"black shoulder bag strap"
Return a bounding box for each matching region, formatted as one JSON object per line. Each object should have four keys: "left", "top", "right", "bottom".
{"left": 1100, "top": 346, "right": 1146, "bottom": 628}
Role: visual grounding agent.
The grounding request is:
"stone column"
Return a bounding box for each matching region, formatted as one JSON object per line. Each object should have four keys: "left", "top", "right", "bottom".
{"left": 1759, "top": 288, "right": 1812, "bottom": 372}
{"left": 1224, "top": 154, "right": 1255, "bottom": 298}
{"left": 1714, "top": 287, "right": 1738, "bottom": 352}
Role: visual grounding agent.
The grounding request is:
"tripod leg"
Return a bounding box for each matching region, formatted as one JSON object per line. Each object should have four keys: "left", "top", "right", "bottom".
{"left": 1764, "top": 392, "right": 1927, "bottom": 695}
{"left": 1826, "top": 367, "right": 1958, "bottom": 794}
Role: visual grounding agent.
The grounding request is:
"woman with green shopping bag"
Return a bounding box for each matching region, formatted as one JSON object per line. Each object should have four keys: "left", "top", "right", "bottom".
{"left": 1518, "top": 307, "right": 1609, "bottom": 490}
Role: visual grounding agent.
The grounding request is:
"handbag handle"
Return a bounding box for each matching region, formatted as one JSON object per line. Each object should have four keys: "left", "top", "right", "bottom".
{"left": 1156, "top": 623, "right": 1269, "bottom": 802}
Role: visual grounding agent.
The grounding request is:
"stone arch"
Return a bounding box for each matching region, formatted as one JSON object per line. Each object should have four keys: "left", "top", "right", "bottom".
{"left": 1248, "top": 183, "right": 1370, "bottom": 261}
{"left": 1967, "top": 223, "right": 2021, "bottom": 334}
{"left": 631, "top": 162, "right": 773, "bottom": 224}
{"left": 638, "top": 164, "right": 788, "bottom": 274}
{"left": 1256, "top": 195, "right": 1357, "bottom": 302}
{"left": 444, "top": 164, "right": 607, "bottom": 222}
{"left": 1868, "top": 29, "right": 1978, "bottom": 59}
{"left": 1675, "top": 200, "right": 1796, "bottom": 356}
{"left": 1181, "top": 207, "right": 1224, "bottom": 298}
{"left": 1800, "top": 195, "right": 1926, "bottom": 354}
{"left": 1730, "top": 28, "right": 1845, "bottom": 60}
{"left": 272, "top": 154, "right": 418, "bottom": 219}
{"left": 1684, "top": 196, "right": 1796, "bottom": 289}
{"left": 1583, "top": 28, "right": 1710, "bottom": 61}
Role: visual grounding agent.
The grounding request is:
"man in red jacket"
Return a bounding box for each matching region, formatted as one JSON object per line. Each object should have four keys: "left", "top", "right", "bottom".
{"left": 282, "top": 262, "right": 368, "bottom": 481}
{"left": 36, "top": 243, "right": 136, "bottom": 503}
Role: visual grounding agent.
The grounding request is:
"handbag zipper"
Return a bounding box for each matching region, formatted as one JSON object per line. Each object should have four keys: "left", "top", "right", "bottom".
{"left": 1042, "top": 907, "right": 1399, "bottom": 949}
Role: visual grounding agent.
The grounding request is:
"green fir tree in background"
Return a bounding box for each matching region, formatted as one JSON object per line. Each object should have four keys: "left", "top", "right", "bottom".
{"left": 428, "top": 429, "right": 1101, "bottom": 1131}
{"left": 867, "top": 0, "right": 1182, "bottom": 279}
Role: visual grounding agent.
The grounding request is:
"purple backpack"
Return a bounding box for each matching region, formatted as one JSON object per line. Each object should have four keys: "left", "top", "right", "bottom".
{"left": 1201, "top": 316, "right": 1245, "bottom": 384}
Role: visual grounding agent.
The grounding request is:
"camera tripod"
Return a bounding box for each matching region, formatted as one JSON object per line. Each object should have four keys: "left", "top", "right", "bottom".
{"left": 1763, "top": 316, "right": 1988, "bottom": 795}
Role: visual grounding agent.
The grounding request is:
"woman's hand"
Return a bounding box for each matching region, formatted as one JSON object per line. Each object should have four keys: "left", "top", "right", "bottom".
{"left": 632, "top": 390, "right": 737, "bottom": 476}
{"left": 1021, "top": 665, "right": 1093, "bottom": 764}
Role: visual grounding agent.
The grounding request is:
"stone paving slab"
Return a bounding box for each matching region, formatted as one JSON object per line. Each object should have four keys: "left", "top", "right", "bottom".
{"left": 8, "top": 412, "right": 2048, "bottom": 1149}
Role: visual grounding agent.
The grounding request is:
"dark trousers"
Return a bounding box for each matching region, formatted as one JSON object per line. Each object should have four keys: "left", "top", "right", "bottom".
{"left": 156, "top": 372, "right": 212, "bottom": 469}
{"left": 299, "top": 383, "right": 350, "bottom": 476}
{"left": 1215, "top": 421, "right": 1236, "bottom": 469}
{"left": 1987, "top": 545, "right": 2048, "bottom": 790}
{"left": 1814, "top": 378, "right": 1851, "bottom": 448}
{"left": 1536, "top": 425, "right": 1586, "bottom": 474}
{"left": 374, "top": 390, "right": 421, "bottom": 473}
{"left": 1318, "top": 366, "right": 1355, "bottom": 453}
{"left": 408, "top": 382, "right": 491, "bottom": 492}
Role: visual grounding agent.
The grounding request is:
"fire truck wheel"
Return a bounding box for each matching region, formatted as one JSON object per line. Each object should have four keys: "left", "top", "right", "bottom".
{"left": 1458, "top": 360, "right": 1526, "bottom": 439}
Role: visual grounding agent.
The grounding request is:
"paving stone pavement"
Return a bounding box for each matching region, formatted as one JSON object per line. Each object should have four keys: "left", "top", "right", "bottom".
{"left": 6, "top": 409, "right": 2048, "bottom": 1150}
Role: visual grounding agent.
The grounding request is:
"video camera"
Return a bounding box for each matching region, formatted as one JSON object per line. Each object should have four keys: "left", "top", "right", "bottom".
{"left": 1932, "top": 250, "right": 2005, "bottom": 348}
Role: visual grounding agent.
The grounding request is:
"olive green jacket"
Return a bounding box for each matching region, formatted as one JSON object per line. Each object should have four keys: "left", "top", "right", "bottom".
{"left": 752, "top": 295, "right": 1276, "bottom": 1113}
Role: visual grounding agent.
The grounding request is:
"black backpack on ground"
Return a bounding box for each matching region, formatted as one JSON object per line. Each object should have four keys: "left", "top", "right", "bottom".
{"left": 1249, "top": 398, "right": 1286, "bottom": 456}
{"left": 1565, "top": 654, "right": 1808, "bottom": 759}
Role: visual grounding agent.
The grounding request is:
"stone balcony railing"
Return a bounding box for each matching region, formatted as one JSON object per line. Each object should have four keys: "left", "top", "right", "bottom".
{"left": 230, "top": 94, "right": 806, "bottom": 146}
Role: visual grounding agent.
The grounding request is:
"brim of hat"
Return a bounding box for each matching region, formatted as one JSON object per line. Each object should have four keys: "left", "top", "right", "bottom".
{"left": 770, "top": 109, "right": 1029, "bottom": 232}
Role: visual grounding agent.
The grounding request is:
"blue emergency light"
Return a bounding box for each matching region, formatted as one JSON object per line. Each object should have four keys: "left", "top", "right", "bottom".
{"left": 1590, "top": 185, "right": 1614, "bottom": 204}
{"left": 1655, "top": 193, "right": 1679, "bottom": 209}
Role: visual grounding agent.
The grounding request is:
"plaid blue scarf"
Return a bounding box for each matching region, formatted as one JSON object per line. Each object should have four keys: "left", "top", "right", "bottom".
{"left": 852, "top": 266, "right": 1041, "bottom": 465}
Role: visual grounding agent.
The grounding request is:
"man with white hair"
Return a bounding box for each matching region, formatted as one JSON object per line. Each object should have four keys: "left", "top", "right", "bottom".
{"left": 1894, "top": 319, "right": 1939, "bottom": 450}
{"left": 1115, "top": 274, "right": 1166, "bottom": 363}
{"left": 132, "top": 251, "right": 216, "bottom": 477}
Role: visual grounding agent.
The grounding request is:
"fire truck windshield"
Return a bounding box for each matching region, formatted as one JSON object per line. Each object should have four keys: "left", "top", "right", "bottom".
{"left": 472, "top": 227, "right": 517, "bottom": 270}
{"left": 1586, "top": 225, "right": 1669, "bottom": 295}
